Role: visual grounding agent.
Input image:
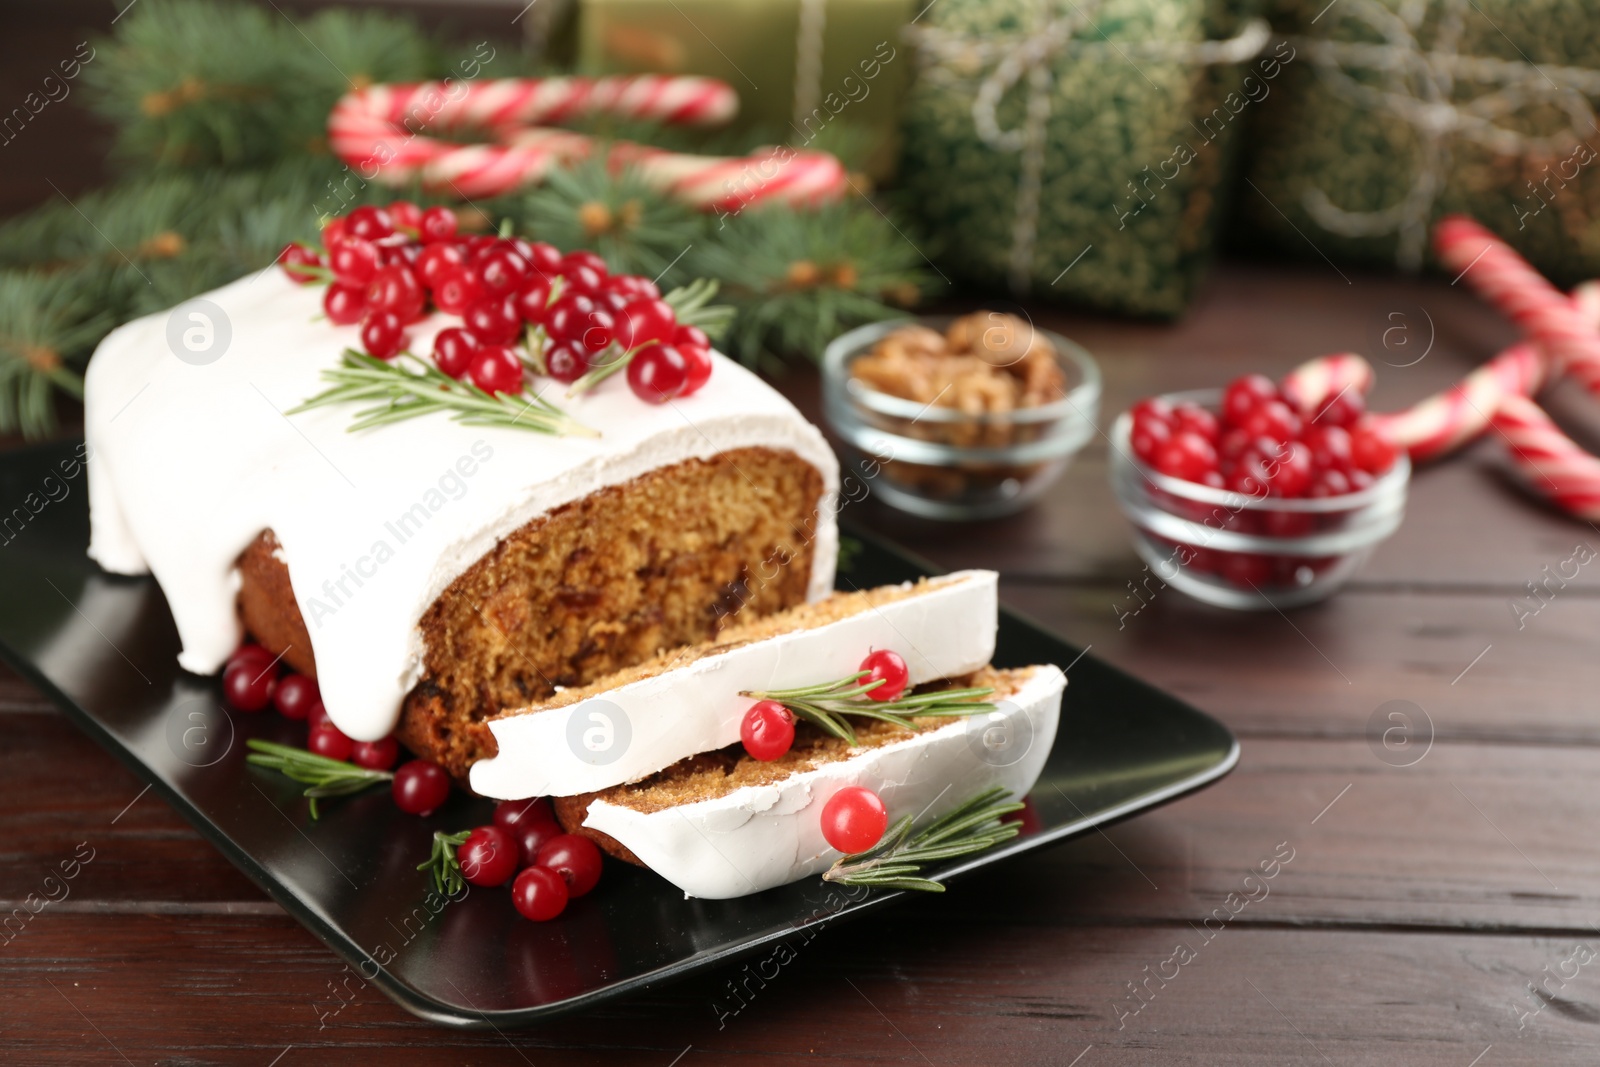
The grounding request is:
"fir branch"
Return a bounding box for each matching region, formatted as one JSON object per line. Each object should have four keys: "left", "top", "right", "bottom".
{"left": 743, "top": 671, "right": 994, "bottom": 747}
{"left": 503, "top": 162, "right": 706, "bottom": 283}
{"left": 0, "top": 270, "right": 110, "bottom": 438}
{"left": 245, "top": 739, "right": 393, "bottom": 820}
{"left": 290, "top": 349, "right": 598, "bottom": 437}
{"left": 823, "top": 787, "right": 1025, "bottom": 892}
{"left": 419, "top": 829, "right": 472, "bottom": 896}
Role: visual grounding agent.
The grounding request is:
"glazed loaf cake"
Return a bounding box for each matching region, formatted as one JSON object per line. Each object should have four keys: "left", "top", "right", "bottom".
{"left": 85, "top": 272, "right": 839, "bottom": 774}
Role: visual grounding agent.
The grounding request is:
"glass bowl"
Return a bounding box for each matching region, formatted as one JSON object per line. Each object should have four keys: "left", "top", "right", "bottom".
{"left": 1108, "top": 388, "right": 1410, "bottom": 610}
{"left": 822, "top": 317, "right": 1102, "bottom": 520}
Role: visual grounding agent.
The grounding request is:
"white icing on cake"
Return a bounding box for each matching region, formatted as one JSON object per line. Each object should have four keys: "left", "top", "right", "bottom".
{"left": 470, "top": 570, "right": 999, "bottom": 800}
{"left": 84, "top": 270, "right": 839, "bottom": 741}
{"left": 581, "top": 664, "right": 1064, "bottom": 899}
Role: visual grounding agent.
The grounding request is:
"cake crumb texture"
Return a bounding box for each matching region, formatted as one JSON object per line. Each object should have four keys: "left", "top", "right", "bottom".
{"left": 236, "top": 447, "right": 825, "bottom": 777}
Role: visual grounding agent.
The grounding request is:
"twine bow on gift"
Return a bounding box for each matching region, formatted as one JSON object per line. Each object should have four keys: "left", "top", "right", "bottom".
{"left": 906, "top": 2, "right": 1269, "bottom": 293}
{"left": 1295, "top": 0, "right": 1600, "bottom": 270}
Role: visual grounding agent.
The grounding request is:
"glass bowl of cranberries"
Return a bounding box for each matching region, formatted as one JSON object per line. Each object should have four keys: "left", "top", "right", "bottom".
{"left": 822, "top": 314, "right": 1101, "bottom": 520}
{"left": 1109, "top": 373, "right": 1409, "bottom": 610}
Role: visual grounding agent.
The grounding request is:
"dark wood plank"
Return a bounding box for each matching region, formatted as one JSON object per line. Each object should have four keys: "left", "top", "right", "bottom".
{"left": 2, "top": 911, "right": 1591, "bottom": 1064}
{"left": 1004, "top": 581, "right": 1600, "bottom": 744}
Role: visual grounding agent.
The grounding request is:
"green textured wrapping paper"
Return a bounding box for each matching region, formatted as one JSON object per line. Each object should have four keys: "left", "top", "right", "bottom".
{"left": 899, "top": 0, "right": 1271, "bottom": 317}
{"left": 577, "top": 0, "right": 915, "bottom": 179}
{"left": 1244, "top": 0, "right": 1600, "bottom": 282}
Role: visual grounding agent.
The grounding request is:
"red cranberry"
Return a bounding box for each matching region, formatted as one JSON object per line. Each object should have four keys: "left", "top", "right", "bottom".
{"left": 459, "top": 825, "right": 518, "bottom": 887}
{"left": 323, "top": 283, "right": 368, "bottom": 326}
{"left": 392, "top": 760, "right": 451, "bottom": 816}
{"left": 227, "top": 643, "right": 275, "bottom": 675}
{"left": 329, "top": 238, "right": 380, "bottom": 286}
{"left": 1350, "top": 424, "right": 1399, "bottom": 475}
{"left": 307, "top": 700, "right": 332, "bottom": 732}
{"left": 1242, "top": 400, "right": 1302, "bottom": 444}
{"left": 1155, "top": 431, "right": 1219, "bottom": 483}
{"left": 1219, "top": 426, "right": 1254, "bottom": 461}
{"left": 1264, "top": 440, "right": 1313, "bottom": 497}
{"left": 513, "top": 277, "right": 554, "bottom": 323}
{"left": 560, "top": 249, "right": 608, "bottom": 277}
{"left": 561, "top": 263, "right": 606, "bottom": 296}
{"left": 494, "top": 797, "right": 557, "bottom": 834}
{"left": 820, "top": 787, "right": 888, "bottom": 854}
{"left": 351, "top": 737, "right": 399, "bottom": 770}
{"left": 673, "top": 323, "right": 709, "bottom": 349}
{"left": 345, "top": 205, "right": 394, "bottom": 241}
{"left": 859, "top": 648, "right": 910, "bottom": 702}
{"left": 512, "top": 819, "right": 562, "bottom": 867}
{"left": 1131, "top": 413, "right": 1172, "bottom": 464}
{"left": 1222, "top": 374, "right": 1278, "bottom": 427}
{"left": 273, "top": 673, "right": 320, "bottom": 720}
{"left": 536, "top": 834, "right": 604, "bottom": 897}
{"left": 1314, "top": 388, "right": 1366, "bottom": 428}
{"left": 418, "top": 205, "right": 458, "bottom": 243}
{"left": 544, "top": 293, "right": 596, "bottom": 342}
{"left": 544, "top": 341, "right": 588, "bottom": 383}
{"left": 574, "top": 307, "right": 616, "bottom": 355}
{"left": 616, "top": 298, "right": 677, "bottom": 351}
{"left": 1264, "top": 510, "right": 1315, "bottom": 538}
{"left": 431, "top": 326, "right": 479, "bottom": 379}
{"left": 679, "top": 345, "right": 713, "bottom": 396}
{"left": 478, "top": 247, "right": 531, "bottom": 297}
{"left": 431, "top": 267, "right": 481, "bottom": 315}
{"left": 223, "top": 660, "right": 276, "bottom": 712}
{"left": 277, "top": 242, "right": 322, "bottom": 284}
{"left": 523, "top": 241, "right": 563, "bottom": 278}
{"left": 463, "top": 296, "right": 523, "bottom": 346}
{"left": 365, "top": 265, "right": 424, "bottom": 322}
{"left": 1227, "top": 454, "right": 1270, "bottom": 498}
{"left": 1170, "top": 403, "right": 1220, "bottom": 442}
{"left": 469, "top": 345, "right": 524, "bottom": 395}
{"left": 1302, "top": 424, "right": 1354, "bottom": 472}
{"left": 627, "top": 345, "right": 689, "bottom": 403}
{"left": 417, "top": 242, "right": 467, "bottom": 289}
{"left": 320, "top": 216, "right": 349, "bottom": 247}
{"left": 740, "top": 700, "right": 796, "bottom": 761}
{"left": 1308, "top": 468, "right": 1352, "bottom": 497}
{"left": 360, "top": 311, "right": 407, "bottom": 360}
{"left": 512, "top": 866, "right": 568, "bottom": 921}
{"left": 387, "top": 200, "right": 422, "bottom": 233}
{"left": 308, "top": 724, "right": 354, "bottom": 761}
{"left": 1221, "top": 552, "right": 1275, "bottom": 588}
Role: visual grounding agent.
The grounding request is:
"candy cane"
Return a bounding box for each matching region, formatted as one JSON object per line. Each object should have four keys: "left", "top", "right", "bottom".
{"left": 1280, "top": 352, "right": 1374, "bottom": 417}
{"left": 1368, "top": 341, "right": 1550, "bottom": 462}
{"left": 1434, "top": 215, "right": 1600, "bottom": 389}
{"left": 1491, "top": 394, "right": 1600, "bottom": 521}
{"left": 328, "top": 77, "right": 848, "bottom": 209}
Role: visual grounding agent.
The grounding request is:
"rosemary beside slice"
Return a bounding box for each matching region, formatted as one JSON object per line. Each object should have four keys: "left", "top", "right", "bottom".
{"left": 290, "top": 349, "right": 598, "bottom": 438}
{"left": 419, "top": 829, "right": 472, "bottom": 896}
{"left": 245, "top": 739, "right": 394, "bottom": 819}
{"left": 824, "top": 787, "right": 1026, "bottom": 893}
{"left": 742, "top": 670, "right": 995, "bottom": 746}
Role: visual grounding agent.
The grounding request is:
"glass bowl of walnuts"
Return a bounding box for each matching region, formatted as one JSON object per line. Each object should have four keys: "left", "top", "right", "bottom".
{"left": 823, "top": 313, "right": 1101, "bottom": 520}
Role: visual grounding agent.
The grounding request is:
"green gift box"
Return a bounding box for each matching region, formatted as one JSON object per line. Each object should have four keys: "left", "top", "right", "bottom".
{"left": 898, "top": 0, "right": 1274, "bottom": 317}
{"left": 577, "top": 0, "right": 915, "bottom": 180}
{"left": 1243, "top": 0, "right": 1600, "bottom": 282}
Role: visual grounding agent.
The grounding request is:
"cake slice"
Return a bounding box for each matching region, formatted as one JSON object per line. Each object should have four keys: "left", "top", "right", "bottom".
{"left": 469, "top": 570, "right": 999, "bottom": 799}
{"left": 552, "top": 664, "right": 1064, "bottom": 899}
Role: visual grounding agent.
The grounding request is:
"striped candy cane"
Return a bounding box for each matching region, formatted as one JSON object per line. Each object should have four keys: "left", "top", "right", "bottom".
{"left": 1279, "top": 352, "right": 1374, "bottom": 417}
{"left": 328, "top": 77, "right": 848, "bottom": 209}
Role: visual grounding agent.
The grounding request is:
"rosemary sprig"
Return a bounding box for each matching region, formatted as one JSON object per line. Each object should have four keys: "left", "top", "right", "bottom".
{"left": 742, "top": 671, "right": 994, "bottom": 746}
{"left": 245, "top": 739, "right": 394, "bottom": 819}
{"left": 289, "top": 349, "right": 598, "bottom": 437}
{"left": 418, "top": 829, "right": 472, "bottom": 896}
{"left": 823, "top": 787, "right": 1026, "bottom": 892}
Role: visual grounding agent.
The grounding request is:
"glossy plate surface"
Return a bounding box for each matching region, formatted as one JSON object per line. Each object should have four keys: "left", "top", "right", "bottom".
{"left": 0, "top": 441, "right": 1238, "bottom": 1028}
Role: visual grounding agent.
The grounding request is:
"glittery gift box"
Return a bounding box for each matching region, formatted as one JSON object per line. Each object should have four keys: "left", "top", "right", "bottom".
{"left": 577, "top": 0, "right": 915, "bottom": 181}
{"left": 1243, "top": 0, "right": 1600, "bottom": 282}
{"left": 897, "top": 0, "right": 1272, "bottom": 317}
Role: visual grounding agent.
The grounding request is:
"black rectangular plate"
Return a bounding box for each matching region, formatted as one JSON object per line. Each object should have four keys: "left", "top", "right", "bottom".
{"left": 0, "top": 440, "right": 1237, "bottom": 1029}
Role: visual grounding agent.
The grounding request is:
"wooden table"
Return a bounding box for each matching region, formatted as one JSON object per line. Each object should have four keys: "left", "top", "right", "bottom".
{"left": 9, "top": 256, "right": 1600, "bottom": 1064}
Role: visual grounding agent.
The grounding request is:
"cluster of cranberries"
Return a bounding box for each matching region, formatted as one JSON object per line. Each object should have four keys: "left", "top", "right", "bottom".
{"left": 455, "top": 798, "right": 605, "bottom": 922}
{"left": 277, "top": 202, "right": 712, "bottom": 404}
{"left": 224, "top": 642, "right": 597, "bottom": 921}
{"left": 738, "top": 649, "right": 910, "bottom": 762}
{"left": 1130, "top": 373, "right": 1399, "bottom": 498}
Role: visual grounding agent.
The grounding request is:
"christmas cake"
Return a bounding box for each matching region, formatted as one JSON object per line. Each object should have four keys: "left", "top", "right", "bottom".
{"left": 85, "top": 266, "right": 838, "bottom": 777}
